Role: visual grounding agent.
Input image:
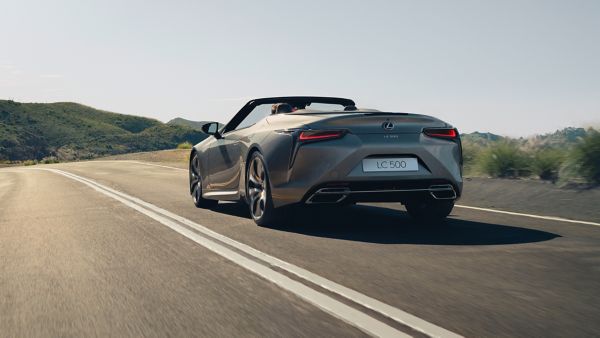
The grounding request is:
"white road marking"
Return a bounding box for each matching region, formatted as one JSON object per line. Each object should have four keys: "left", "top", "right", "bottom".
{"left": 91, "top": 160, "right": 188, "bottom": 171}
{"left": 36, "top": 159, "right": 600, "bottom": 227}
{"left": 455, "top": 205, "right": 600, "bottom": 227}
{"left": 42, "top": 168, "right": 461, "bottom": 338}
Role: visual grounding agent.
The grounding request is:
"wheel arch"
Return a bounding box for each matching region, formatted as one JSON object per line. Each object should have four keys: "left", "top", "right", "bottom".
{"left": 239, "top": 132, "right": 296, "bottom": 203}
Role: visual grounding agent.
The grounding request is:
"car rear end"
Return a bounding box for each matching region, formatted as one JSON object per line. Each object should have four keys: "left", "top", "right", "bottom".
{"left": 268, "top": 111, "right": 463, "bottom": 208}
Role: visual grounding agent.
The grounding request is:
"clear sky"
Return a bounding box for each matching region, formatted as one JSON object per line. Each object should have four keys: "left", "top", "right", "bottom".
{"left": 1, "top": 0, "right": 598, "bottom": 136}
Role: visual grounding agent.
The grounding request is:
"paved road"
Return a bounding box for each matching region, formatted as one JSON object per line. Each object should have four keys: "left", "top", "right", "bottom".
{"left": 1, "top": 161, "right": 599, "bottom": 337}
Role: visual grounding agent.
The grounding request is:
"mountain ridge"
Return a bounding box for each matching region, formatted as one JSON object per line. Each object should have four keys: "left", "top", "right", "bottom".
{"left": 167, "top": 117, "right": 225, "bottom": 131}
{"left": 461, "top": 127, "right": 594, "bottom": 149}
{"left": 0, "top": 100, "right": 207, "bottom": 161}
{"left": 1, "top": 99, "right": 594, "bottom": 162}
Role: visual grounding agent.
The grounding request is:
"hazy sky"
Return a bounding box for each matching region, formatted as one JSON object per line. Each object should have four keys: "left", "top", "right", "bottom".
{"left": 1, "top": 0, "right": 598, "bottom": 136}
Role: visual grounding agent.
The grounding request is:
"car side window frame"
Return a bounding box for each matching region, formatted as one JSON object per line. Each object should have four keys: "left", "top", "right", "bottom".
{"left": 222, "top": 102, "right": 268, "bottom": 135}
{"left": 222, "top": 102, "right": 255, "bottom": 135}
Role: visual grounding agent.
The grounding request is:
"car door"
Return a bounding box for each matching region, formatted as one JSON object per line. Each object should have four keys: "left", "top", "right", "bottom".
{"left": 206, "top": 132, "right": 242, "bottom": 193}
{"left": 206, "top": 103, "right": 272, "bottom": 193}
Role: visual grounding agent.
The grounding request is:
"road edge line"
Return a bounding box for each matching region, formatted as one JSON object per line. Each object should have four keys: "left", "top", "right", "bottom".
{"left": 92, "top": 160, "right": 188, "bottom": 171}
{"left": 455, "top": 204, "right": 600, "bottom": 227}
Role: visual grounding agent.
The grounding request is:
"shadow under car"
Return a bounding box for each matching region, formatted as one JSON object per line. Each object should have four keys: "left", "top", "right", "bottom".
{"left": 209, "top": 202, "right": 560, "bottom": 245}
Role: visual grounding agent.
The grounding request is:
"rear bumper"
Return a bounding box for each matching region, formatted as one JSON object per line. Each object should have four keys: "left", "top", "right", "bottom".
{"left": 268, "top": 133, "right": 463, "bottom": 208}
{"left": 272, "top": 177, "right": 462, "bottom": 208}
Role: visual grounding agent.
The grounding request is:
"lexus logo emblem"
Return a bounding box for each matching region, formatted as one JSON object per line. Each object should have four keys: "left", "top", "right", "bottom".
{"left": 382, "top": 120, "right": 394, "bottom": 131}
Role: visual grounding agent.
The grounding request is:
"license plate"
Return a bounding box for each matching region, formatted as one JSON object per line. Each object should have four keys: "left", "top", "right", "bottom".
{"left": 362, "top": 157, "right": 418, "bottom": 172}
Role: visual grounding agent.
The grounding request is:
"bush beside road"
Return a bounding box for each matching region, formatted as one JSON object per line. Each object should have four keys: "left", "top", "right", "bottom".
{"left": 463, "top": 128, "right": 600, "bottom": 185}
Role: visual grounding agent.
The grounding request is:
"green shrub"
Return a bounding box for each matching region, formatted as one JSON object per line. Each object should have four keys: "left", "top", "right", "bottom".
{"left": 478, "top": 142, "right": 529, "bottom": 178}
{"left": 176, "top": 142, "right": 193, "bottom": 149}
{"left": 531, "top": 149, "right": 565, "bottom": 181}
{"left": 23, "top": 160, "right": 37, "bottom": 166}
{"left": 42, "top": 156, "right": 60, "bottom": 164}
{"left": 570, "top": 130, "right": 600, "bottom": 184}
{"left": 461, "top": 142, "right": 482, "bottom": 175}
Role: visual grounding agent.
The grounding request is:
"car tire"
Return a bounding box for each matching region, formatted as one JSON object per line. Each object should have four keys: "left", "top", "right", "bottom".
{"left": 189, "top": 153, "right": 218, "bottom": 209}
{"left": 405, "top": 199, "right": 454, "bottom": 223}
{"left": 246, "top": 151, "right": 280, "bottom": 226}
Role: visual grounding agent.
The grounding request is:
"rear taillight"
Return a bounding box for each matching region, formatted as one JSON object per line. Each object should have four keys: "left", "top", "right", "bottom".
{"left": 299, "top": 130, "right": 346, "bottom": 142}
{"left": 423, "top": 128, "right": 458, "bottom": 140}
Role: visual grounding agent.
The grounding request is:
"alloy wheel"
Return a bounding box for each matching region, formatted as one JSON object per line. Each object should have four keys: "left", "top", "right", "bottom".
{"left": 247, "top": 155, "right": 267, "bottom": 219}
{"left": 190, "top": 155, "right": 202, "bottom": 203}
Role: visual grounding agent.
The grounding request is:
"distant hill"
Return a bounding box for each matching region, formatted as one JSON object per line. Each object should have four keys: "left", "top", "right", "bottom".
{"left": 0, "top": 100, "right": 207, "bottom": 161}
{"left": 461, "top": 131, "right": 505, "bottom": 147}
{"left": 461, "top": 128, "right": 593, "bottom": 150}
{"left": 520, "top": 127, "right": 590, "bottom": 150}
{"left": 167, "top": 117, "right": 224, "bottom": 131}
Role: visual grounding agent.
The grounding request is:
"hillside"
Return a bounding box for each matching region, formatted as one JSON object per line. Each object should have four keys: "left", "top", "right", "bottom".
{"left": 461, "top": 127, "right": 593, "bottom": 150}
{"left": 461, "top": 131, "right": 504, "bottom": 147}
{"left": 167, "top": 117, "right": 224, "bottom": 131}
{"left": 520, "top": 127, "right": 589, "bottom": 151}
{"left": 167, "top": 117, "right": 209, "bottom": 130}
{"left": 0, "top": 100, "right": 207, "bottom": 161}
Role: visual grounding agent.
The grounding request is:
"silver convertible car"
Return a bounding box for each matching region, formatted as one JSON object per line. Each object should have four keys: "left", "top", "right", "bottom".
{"left": 189, "top": 96, "right": 463, "bottom": 226}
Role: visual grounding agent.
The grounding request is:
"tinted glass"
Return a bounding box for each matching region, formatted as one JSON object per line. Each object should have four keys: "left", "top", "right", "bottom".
{"left": 208, "top": 123, "right": 218, "bottom": 134}
{"left": 235, "top": 104, "right": 272, "bottom": 130}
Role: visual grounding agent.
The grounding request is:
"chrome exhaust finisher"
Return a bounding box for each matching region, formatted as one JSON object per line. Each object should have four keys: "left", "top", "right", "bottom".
{"left": 428, "top": 185, "right": 457, "bottom": 200}
{"left": 306, "top": 187, "right": 350, "bottom": 204}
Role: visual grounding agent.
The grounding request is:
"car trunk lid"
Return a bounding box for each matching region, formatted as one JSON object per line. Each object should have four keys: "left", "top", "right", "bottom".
{"left": 300, "top": 112, "right": 446, "bottom": 134}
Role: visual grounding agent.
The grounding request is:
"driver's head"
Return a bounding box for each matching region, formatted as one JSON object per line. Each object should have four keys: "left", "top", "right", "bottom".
{"left": 271, "top": 103, "right": 293, "bottom": 114}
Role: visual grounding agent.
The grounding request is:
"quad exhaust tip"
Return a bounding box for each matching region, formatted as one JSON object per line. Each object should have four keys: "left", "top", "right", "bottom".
{"left": 306, "top": 187, "right": 350, "bottom": 204}
{"left": 428, "top": 185, "right": 457, "bottom": 200}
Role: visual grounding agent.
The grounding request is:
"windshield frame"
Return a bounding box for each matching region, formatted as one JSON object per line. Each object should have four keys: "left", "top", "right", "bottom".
{"left": 223, "top": 96, "right": 355, "bottom": 133}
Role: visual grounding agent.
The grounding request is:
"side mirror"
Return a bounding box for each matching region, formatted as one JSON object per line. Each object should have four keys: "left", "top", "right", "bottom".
{"left": 201, "top": 122, "right": 221, "bottom": 138}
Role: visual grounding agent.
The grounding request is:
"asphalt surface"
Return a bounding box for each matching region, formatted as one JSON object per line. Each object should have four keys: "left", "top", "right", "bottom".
{"left": 1, "top": 161, "right": 599, "bottom": 337}
{"left": 460, "top": 177, "right": 600, "bottom": 223}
